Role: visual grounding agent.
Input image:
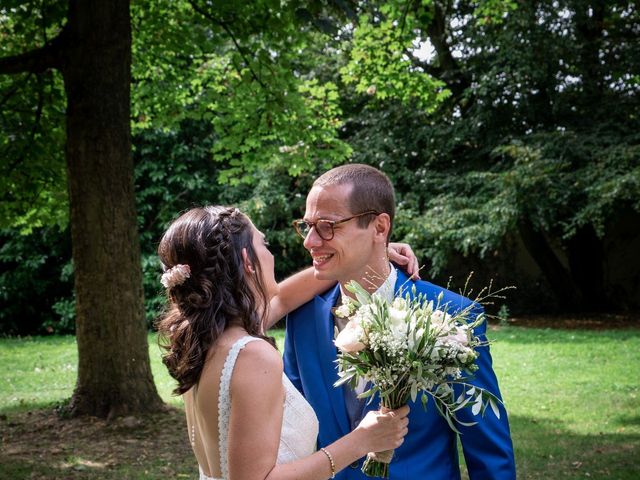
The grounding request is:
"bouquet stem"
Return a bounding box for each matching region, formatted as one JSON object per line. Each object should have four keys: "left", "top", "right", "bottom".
{"left": 362, "top": 449, "right": 394, "bottom": 478}
{"left": 361, "top": 404, "right": 398, "bottom": 478}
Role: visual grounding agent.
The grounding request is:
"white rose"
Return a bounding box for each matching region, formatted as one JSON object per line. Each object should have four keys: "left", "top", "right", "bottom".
{"left": 391, "top": 323, "right": 408, "bottom": 342}
{"left": 335, "top": 303, "right": 353, "bottom": 319}
{"left": 454, "top": 324, "right": 470, "bottom": 342}
{"left": 430, "top": 309, "right": 451, "bottom": 327}
{"left": 392, "top": 297, "right": 407, "bottom": 311}
{"left": 335, "top": 320, "right": 366, "bottom": 353}
{"left": 388, "top": 306, "right": 406, "bottom": 327}
{"left": 444, "top": 327, "right": 469, "bottom": 346}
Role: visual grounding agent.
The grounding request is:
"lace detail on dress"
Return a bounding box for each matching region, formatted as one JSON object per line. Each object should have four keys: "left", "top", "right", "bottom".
{"left": 211, "top": 335, "right": 319, "bottom": 479}
{"left": 277, "top": 373, "right": 319, "bottom": 463}
{"left": 199, "top": 465, "right": 219, "bottom": 480}
{"left": 217, "top": 336, "right": 260, "bottom": 480}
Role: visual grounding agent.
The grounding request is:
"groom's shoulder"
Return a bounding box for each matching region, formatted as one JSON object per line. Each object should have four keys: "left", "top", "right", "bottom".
{"left": 288, "top": 283, "right": 339, "bottom": 319}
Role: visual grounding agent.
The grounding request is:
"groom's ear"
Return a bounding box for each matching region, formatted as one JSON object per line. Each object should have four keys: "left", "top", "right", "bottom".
{"left": 241, "top": 248, "right": 255, "bottom": 274}
{"left": 373, "top": 213, "right": 391, "bottom": 244}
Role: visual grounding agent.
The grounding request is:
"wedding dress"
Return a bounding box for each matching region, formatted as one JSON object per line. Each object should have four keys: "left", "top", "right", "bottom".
{"left": 200, "top": 336, "right": 319, "bottom": 480}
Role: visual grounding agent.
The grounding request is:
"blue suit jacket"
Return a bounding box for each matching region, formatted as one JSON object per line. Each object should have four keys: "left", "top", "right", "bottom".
{"left": 284, "top": 269, "right": 516, "bottom": 479}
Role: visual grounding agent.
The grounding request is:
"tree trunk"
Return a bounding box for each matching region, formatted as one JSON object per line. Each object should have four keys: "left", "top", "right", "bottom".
{"left": 425, "top": 1, "right": 470, "bottom": 100}
{"left": 567, "top": 225, "right": 608, "bottom": 311}
{"left": 518, "top": 221, "right": 584, "bottom": 311}
{"left": 60, "top": 0, "right": 163, "bottom": 418}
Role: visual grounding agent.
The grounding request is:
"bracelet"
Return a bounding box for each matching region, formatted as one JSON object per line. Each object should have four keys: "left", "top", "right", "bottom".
{"left": 320, "top": 447, "right": 336, "bottom": 479}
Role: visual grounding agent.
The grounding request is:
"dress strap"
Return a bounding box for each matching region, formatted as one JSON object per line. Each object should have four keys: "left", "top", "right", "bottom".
{"left": 218, "top": 336, "right": 262, "bottom": 479}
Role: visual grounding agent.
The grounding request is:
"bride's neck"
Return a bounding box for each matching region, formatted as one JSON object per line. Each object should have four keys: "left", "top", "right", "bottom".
{"left": 224, "top": 322, "right": 252, "bottom": 336}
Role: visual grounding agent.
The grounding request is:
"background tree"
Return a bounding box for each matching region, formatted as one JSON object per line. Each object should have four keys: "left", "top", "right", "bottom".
{"left": 338, "top": 0, "right": 640, "bottom": 311}
{"left": 0, "top": 0, "right": 163, "bottom": 417}
{"left": 1, "top": 0, "right": 638, "bottom": 346}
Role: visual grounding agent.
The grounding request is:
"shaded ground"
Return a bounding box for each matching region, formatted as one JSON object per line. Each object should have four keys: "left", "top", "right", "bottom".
{"left": 0, "top": 407, "right": 195, "bottom": 479}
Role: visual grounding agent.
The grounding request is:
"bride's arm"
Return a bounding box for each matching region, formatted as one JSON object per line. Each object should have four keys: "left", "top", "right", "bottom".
{"left": 265, "top": 242, "right": 420, "bottom": 329}
{"left": 266, "top": 268, "right": 332, "bottom": 329}
{"left": 227, "top": 342, "right": 408, "bottom": 480}
{"left": 388, "top": 242, "right": 421, "bottom": 280}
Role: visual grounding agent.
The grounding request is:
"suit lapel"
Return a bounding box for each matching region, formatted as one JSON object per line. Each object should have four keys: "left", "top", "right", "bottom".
{"left": 394, "top": 269, "right": 414, "bottom": 298}
{"left": 314, "top": 285, "right": 351, "bottom": 436}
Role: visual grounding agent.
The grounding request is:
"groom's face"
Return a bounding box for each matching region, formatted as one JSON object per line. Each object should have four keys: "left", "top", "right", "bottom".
{"left": 302, "top": 183, "right": 376, "bottom": 284}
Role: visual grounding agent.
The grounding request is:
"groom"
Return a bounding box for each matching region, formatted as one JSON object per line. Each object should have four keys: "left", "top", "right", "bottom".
{"left": 284, "top": 164, "right": 516, "bottom": 479}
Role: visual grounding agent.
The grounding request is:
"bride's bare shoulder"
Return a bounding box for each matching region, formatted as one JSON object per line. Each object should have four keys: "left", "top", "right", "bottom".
{"left": 235, "top": 339, "right": 282, "bottom": 373}
{"left": 232, "top": 339, "right": 283, "bottom": 395}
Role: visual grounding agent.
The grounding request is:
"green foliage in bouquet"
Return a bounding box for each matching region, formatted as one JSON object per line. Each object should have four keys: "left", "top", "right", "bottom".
{"left": 334, "top": 280, "right": 504, "bottom": 477}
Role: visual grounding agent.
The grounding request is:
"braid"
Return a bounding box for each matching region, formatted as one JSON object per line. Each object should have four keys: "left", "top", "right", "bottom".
{"left": 156, "top": 206, "right": 275, "bottom": 395}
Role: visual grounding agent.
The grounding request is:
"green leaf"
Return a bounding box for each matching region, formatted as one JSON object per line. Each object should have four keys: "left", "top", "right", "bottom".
{"left": 471, "top": 396, "right": 483, "bottom": 416}
{"left": 410, "top": 381, "right": 418, "bottom": 403}
{"left": 489, "top": 397, "right": 501, "bottom": 419}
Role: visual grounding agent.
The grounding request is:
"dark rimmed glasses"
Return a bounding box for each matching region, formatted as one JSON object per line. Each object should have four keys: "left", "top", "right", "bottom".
{"left": 292, "top": 210, "right": 380, "bottom": 241}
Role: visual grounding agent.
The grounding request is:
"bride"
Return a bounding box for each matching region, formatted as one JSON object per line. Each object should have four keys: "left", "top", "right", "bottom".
{"left": 157, "top": 206, "right": 413, "bottom": 480}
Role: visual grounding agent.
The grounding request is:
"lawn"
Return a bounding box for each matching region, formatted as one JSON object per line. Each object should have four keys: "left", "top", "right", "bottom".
{"left": 1, "top": 326, "right": 639, "bottom": 479}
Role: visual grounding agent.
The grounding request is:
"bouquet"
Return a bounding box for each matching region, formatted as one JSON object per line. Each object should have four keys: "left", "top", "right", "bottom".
{"left": 333, "top": 280, "right": 504, "bottom": 478}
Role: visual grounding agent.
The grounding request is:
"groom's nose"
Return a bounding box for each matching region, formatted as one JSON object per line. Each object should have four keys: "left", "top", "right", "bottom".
{"left": 303, "top": 226, "right": 323, "bottom": 250}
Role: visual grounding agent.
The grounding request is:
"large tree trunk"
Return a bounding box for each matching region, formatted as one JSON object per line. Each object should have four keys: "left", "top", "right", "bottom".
{"left": 518, "top": 221, "right": 584, "bottom": 311}
{"left": 0, "top": 0, "right": 163, "bottom": 418}
{"left": 60, "top": 0, "right": 163, "bottom": 418}
{"left": 567, "top": 225, "right": 609, "bottom": 311}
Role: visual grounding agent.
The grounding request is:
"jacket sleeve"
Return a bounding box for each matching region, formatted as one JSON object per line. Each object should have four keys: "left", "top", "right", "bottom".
{"left": 455, "top": 304, "right": 516, "bottom": 480}
{"left": 283, "top": 313, "right": 304, "bottom": 395}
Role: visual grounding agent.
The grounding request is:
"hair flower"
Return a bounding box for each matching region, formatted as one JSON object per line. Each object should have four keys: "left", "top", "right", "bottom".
{"left": 161, "top": 264, "right": 191, "bottom": 288}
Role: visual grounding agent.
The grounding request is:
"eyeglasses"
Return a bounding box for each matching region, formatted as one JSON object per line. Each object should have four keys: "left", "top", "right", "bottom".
{"left": 292, "top": 210, "right": 380, "bottom": 241}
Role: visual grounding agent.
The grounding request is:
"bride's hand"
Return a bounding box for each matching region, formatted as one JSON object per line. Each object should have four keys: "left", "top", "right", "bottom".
{"left": 388, "top": 242, "right": 420, "bottom": 279}
{"left": 354, "top": 405, "right": 410, "bottom": 454}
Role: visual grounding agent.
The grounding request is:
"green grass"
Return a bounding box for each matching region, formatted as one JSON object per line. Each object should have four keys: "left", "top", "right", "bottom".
{"left": 0, "top": 331, "right": 286, "bottom": 412}
{"left": 0, "top": 335, "right": 79, "bottom": 412}
{"left": 1, "top": 327, "right": 638, "bottom": 479}
{"left": 487, "top": 327, "right": 640, "bottom": 479}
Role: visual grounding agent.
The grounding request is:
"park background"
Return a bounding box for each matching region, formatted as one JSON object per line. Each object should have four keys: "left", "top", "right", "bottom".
{"left": 1, "top": 0, "right": 638, "bottom": 478}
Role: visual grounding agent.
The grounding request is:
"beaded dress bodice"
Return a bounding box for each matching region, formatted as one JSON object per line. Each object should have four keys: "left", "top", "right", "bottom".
{"left": 199, "top": 336, "right": 319, "bottom": 480}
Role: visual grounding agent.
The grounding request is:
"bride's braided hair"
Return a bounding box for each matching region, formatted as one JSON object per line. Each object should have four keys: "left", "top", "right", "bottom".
{"left": 156, "top": 206, "right": 274, "bottom": 395}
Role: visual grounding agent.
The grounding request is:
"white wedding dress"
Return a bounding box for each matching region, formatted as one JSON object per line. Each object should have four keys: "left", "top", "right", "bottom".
{"left": 200, "top": 336, "right": 319, "bottom": 480}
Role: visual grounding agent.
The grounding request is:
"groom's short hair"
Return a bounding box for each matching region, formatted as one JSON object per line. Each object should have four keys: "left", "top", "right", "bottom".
{"left": 313, "top": 163, "right": 395, "bottom": 238}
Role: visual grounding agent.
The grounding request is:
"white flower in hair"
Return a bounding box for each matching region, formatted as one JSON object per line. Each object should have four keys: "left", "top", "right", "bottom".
{"left": 161, "top": 264, "right": 191, "bottom": 288}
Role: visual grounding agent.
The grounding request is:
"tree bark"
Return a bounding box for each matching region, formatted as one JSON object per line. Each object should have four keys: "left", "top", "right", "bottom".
{"left": 567, "top": 225, "right": 608, "bottom": 311}
{"left": 424, "top": 0, "right": 470, "bottom": 100}
{"left": 518, "top": 221, "right": 584, "bottom": 311}
{"left": 58, "top": 0, "right": 163, "bottom": 417}
{"left": 0, "top": 0, "right": 163, "bottom": 417}
{"left": 0, "top": 36, "right": 64, "bottom": 74}
{"left": 14, "top": 0, "right": 162, "bottom": 417}
{"left": 574, "top": 2, "right": 605, "bottom": 101}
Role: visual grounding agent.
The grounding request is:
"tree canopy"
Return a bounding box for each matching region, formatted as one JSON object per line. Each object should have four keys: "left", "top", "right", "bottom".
{"left": 1, "top": 0, "right": 639, "bottom": 344}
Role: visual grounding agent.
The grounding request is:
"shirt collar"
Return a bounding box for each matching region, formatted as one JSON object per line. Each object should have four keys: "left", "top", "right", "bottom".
{"left": 376, "top": 263, "right": 397, "bottom": 303}
{"left": 340, "top": 263, "right": 397, "bottom": 303}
